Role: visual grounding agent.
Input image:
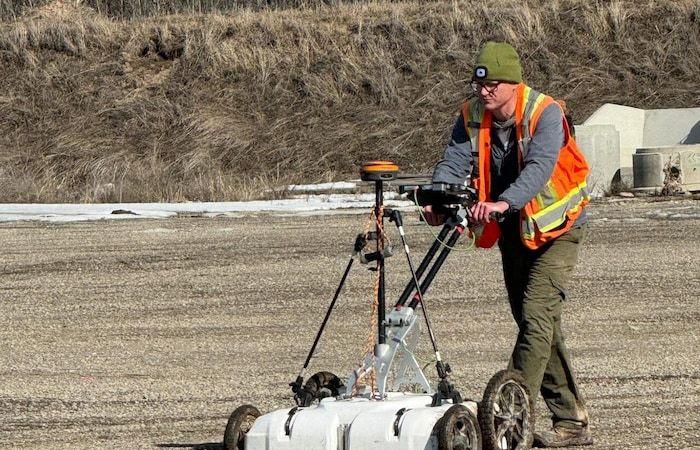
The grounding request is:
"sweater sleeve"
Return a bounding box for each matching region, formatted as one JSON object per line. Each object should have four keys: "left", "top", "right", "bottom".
{"left": 498, "top": 103, "right": 565, "bottom": 210}
{"left": 431, "top": 113, "right": 473, "bottom": 185}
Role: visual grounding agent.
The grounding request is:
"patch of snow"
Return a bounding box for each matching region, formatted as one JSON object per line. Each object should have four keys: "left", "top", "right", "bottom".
{"left": 287, "top": 181, "right": 358, "bottom": 191}
{"left": 0, "top": 194, "right": 414, "bottom": 223}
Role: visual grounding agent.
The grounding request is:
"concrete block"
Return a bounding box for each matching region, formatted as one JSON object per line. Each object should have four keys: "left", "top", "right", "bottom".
{"left": 574, "top": 124, "right": 620, "bottom": 197}
{"left": 582, "top": 104, "right": 645, "bottom": 169}
{"left": 644, "top": 108, "right": 700, "bottom": 147}
{"left": 679, "top": 146, "right": 700, "bottom": 191}
{"left": 632, "top": 144, "right": 700, "bottom": 193}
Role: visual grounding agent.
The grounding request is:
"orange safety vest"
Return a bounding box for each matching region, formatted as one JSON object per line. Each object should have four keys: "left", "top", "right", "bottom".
{"left": 464, "top": 83, "right": 590, "bottom": 250}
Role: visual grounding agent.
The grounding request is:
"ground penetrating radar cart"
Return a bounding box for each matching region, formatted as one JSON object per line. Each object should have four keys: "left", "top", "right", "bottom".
{"left": 224, "top": 162, "right": 534, "bottom": 450}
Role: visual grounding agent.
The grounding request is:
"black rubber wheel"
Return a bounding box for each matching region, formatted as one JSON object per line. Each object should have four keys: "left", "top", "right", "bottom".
{"left": 478, "top": 370, "right": 534, "bottom": 450}
{"left": 437, "top": 404, "right": 482, "bottom": 450}
{"left": 303, "top": 371, "right": 345, "bottom": 401}
{"left": 223, "top": 404, "right": 261, "bottom": 450}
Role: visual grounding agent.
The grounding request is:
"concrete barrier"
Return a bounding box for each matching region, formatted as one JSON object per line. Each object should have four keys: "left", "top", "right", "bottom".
{"left": 582, "top": 104, "right": 645, "bottom": 169}
{"left": 578, "top": 104, "right": 700, "bottom": 195}
{"left": 574, "top": 124, "right": 620, "bottom": 196}
{"left": 680, "top": 148, "right": 700, "bottom": 190}
{"left": 644, "top": 109, "right": 700, "bottom": 147}
{"left": 632, "top": 144, "right": 700, "bottom": 193}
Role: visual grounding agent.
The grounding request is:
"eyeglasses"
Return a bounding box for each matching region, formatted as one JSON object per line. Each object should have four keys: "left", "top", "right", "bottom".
{"left": 471, "top": 81, "right": 500, "bottom": 95}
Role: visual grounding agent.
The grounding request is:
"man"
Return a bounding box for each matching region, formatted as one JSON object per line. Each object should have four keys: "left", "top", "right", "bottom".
{"left": 424, "top": 42, "right": 593, "bottom": 448}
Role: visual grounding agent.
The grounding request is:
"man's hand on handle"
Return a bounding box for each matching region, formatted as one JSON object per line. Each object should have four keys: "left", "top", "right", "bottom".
{"left": 422, "top": 201, "right": 509, "bottom": 226}
{"left": 469, "top": 200, "right": 509, "bottom": 224}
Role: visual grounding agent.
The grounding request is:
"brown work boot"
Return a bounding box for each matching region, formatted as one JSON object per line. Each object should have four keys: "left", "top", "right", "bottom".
{"left": 533, "top": 425, "right": 594, "bottom": 448}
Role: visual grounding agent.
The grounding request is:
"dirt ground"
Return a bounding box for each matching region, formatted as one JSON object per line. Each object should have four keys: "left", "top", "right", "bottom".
{"left": 1, "top": 197, "right": 699, "bottom": 450}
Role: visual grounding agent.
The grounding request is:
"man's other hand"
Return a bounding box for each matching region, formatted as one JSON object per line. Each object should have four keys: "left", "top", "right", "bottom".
{"left": 422, "top": 205, "right": 446, "bottom": 226}
{"left": 469, "top": 201, "right": 509, "bottom": 224}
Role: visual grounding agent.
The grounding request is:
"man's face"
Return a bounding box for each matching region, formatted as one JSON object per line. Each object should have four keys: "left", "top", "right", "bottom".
{"left": 472, "top": 81, "right": 518, "bottom": 111}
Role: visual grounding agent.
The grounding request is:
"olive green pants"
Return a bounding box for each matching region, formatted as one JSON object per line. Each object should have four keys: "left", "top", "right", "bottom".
{"left": 498, "top": 222, "right": 589, "bottom": 429}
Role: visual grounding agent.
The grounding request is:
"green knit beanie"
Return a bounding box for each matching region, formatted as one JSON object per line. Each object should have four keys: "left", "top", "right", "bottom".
{"left": 473, "top": 41, "right": 523, "bottom": 84}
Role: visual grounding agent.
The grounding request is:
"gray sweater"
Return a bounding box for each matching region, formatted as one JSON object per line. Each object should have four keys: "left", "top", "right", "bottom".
{"left": 432, "top": 102, "right": 587, "bottom": 227}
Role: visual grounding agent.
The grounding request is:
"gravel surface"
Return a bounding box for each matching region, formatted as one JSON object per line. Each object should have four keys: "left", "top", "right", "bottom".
{"left": 1, "top": 197, "right": 699, "bottom": 450}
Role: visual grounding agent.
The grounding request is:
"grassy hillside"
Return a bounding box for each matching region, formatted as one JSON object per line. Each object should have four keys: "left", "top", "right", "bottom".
{"left": 0, "top": 0, "right": 350, "bottom": 19}
{"left": 1, "top": 0, "right": 698, "bottom": 202}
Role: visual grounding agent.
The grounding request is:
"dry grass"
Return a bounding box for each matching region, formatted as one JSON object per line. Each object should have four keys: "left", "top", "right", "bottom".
{"left": 0, "top": 0, "right": 699, "bottom": 202}
{"left": 0, "top": 0, "right": 355, "bottom": 19}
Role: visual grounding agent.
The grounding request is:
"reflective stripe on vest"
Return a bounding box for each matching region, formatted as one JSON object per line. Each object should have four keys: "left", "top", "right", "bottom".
{"left": 521, "top": 180, "right": 589, "bottom": 239}
{"left": 519, "top": 86, "right": 547, "bottom": 158}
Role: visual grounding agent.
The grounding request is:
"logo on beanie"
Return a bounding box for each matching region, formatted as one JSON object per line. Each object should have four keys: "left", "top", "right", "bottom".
{"left": 474, "top": 66, "right": 488, "bottom": 79}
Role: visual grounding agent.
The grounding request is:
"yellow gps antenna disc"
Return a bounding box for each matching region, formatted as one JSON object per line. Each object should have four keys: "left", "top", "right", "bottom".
{"left": 360, "top": 161, "right": 399, "bottom": 182}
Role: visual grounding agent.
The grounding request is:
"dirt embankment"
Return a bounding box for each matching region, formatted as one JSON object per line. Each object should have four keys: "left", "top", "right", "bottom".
{"left": 0, "top": 198, "right": 699, "bottom": 449}
{"left": 1, "top": 0, "right": 699, "bottom": 202}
